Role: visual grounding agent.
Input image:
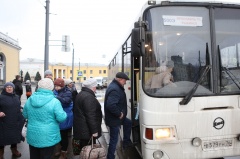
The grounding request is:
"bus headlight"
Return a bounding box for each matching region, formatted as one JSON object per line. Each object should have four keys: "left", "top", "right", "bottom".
{"left": 156, "top": 128, "right": 171, "bottom": 139}
{"left": 144, "top": 126, "right": 176, "bottom": 141}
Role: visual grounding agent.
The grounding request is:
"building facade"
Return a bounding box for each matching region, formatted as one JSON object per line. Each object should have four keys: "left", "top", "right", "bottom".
{"left": 0, "top": 32, "right": 21, "bottom": 85}
{"left": 20, "top": 59, "right": 108, "bottom": 83}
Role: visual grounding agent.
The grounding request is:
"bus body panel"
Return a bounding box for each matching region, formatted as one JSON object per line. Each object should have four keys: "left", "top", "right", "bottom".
{"left": 139, "top": 85, "right": 240, "bottom": 158}
{"left": 108, "top": 0, "right": 240, "bottom": 158}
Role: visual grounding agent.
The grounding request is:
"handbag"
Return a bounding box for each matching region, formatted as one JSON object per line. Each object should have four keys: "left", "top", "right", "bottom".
{"left": 26, "top": 92, "right": 32, "bottom": 96}
{"left": 80, "top": 137, "right": 106, "bottom": 159}
{"left": 72, "top": 138, "right": 81, "bottom": 155}
{"left": 21, "top": 121, "right": 27, "bottom": 137}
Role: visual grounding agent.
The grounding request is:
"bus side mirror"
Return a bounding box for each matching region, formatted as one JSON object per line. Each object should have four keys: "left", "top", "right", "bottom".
{"left": 131, "top": 27, "right": 145, "bottom": 57}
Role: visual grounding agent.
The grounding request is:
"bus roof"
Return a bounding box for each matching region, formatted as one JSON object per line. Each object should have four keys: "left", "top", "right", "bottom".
{"left": 154, "top": 0, "right": 240, "bottom": 5}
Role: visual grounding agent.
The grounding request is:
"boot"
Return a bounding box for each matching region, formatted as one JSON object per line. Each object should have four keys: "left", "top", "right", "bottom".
{"left": 10, "top": 147, "right": 21, "bottom": 157}
{"left": 0, "top": 148, "right": 4, "bottom": 159}
{"left": 58, "top": 151, "right": 67, "bottom": 159}
{"left": 54, "top": 144, "right": 61, "bottom": 157}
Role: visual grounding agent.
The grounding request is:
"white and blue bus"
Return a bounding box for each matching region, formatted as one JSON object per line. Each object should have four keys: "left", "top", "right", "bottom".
{"left": 108, "top": 0, "right": 240, "bottom": 158}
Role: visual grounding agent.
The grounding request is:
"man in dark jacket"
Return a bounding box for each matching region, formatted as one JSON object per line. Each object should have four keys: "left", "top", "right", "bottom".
{"left": 73, "top": 78, "right": 102, "bottom": 154}
{"left": 12, "top": 75, "right": 23, "bottom": 101}
{"left": 104, "top": 72, "right": 132, "bottom": 159}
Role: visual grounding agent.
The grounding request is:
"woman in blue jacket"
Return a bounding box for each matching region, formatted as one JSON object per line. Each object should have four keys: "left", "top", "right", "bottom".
{"left": 23, "top": 78, "right": 67, "bottom": 159}
{"left": 53, "top": 78, "right": 73, "bottom": 159}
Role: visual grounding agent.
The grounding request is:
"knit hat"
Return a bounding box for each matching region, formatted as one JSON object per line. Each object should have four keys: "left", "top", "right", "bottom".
{"left": 54, "top": 78, "right": 65, "bottom": 87}
{"left": 44, "top": 70, "right": 53, "bottom": 77}
{"left": 116, "top": 72, "right": 130, "bottom": 80}
{"left": 26, "top": 80, "right": 30, "bottom": 84}
{"left": 64, "top": 79, "right": 73, "bottom": 85}
{"left": 82, "top": 78, "right": 97, "bottom": 89}
{"left": 4, "top": 82, "right": 15, "bottom": 89}
{"left": 38, "top": 78, "right": 54, "bottom": 91}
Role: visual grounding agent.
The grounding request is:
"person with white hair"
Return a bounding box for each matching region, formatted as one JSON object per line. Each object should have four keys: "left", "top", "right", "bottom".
{"left": 73, "top": 78, "right": 102, "bottom": 155}
{"left": 35, "top": 69, "right": 53, "bottom": 92}
{"left": 64, "top": 79, "right": 78, "bottom": 110}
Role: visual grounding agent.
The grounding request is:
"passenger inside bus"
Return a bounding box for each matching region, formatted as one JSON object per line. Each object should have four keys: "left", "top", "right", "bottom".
{"left": 145, "top": 60, "right": 176, "bottom": 93}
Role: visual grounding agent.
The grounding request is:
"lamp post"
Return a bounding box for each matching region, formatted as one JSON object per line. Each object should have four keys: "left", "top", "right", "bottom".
{"left": 72, "top": 43, "right": 74, "bottom": 81}
{"left": 44, "top": 0, "right": 50, "bottom": 71}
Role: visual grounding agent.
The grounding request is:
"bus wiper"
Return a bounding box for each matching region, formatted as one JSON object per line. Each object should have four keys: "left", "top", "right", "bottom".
{"left": 218, "top": 45, "right": 240, "bottom": 89}
{"left": 179, "top": 65, "right": 211, "bottom": 105}
{"left": 222, "top": 67, "right": 240, "bottom": 89}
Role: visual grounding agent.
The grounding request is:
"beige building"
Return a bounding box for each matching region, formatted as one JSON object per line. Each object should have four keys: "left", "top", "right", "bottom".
{"left": 49, "top": 63, "right": 108, "bottom": 82}
{"left": 0, "top": 32, "right": 21, "bottom": 85}
{"left": 20, "top": 59, "right": 108, "bottom": 83}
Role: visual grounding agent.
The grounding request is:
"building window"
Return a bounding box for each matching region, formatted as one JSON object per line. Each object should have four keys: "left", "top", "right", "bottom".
{"left": 90, "top": 70, "right": 93, "bottom": 74}
{"left": 83, "top": 77, "right": 86, "bottom": 80}
{"left": 103, "top": 70, "right": 106, "bottom": 74}
{"left": 83, "top": 70, "right": 86, "bottom": 74}
{"left": 70, "top": 70, "right": 72, "bottom": 74}
{"left": 99, "top": 70, "right": 102, "bottom": 74}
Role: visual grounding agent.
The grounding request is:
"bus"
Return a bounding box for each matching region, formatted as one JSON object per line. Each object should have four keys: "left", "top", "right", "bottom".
{"left": 107, "top": 0, "right": 240, "bottom": 158}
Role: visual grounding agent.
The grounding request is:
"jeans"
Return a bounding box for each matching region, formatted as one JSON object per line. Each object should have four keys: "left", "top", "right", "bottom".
{"left": 107, "top": 117, "right": 132, "bottom": 159}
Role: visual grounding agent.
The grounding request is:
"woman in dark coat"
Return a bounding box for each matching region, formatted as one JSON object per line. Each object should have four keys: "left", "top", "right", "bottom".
{"left": 12, "top": 75, "right": 23, "bottom": 100}
{"left": 53, "top": 78, "right": 73, "bottom": 159}
{"left": 0, "top": 82, "right": 24, "bottom": 158}
{"left": 73, "top": 78, "right": 102, "bottom": 153}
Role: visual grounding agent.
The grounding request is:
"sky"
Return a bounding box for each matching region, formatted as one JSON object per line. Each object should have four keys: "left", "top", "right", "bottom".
{"left": 0, "top": 0, "right": 147, "bottom": 65}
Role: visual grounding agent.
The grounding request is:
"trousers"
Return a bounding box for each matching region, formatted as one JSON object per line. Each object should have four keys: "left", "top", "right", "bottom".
{"left": 107, "top": 117, "right": 132, "bottom": 159}
{"left": 29, "top": 144, "right": 55, "bottom": 159}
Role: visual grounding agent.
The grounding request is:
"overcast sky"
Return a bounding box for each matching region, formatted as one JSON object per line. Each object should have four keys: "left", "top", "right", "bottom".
{"left": 0, "top": 0, "right": 146, "bottom": 64}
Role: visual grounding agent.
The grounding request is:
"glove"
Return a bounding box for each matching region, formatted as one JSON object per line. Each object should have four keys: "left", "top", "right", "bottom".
{"left": 92, "top": 132, "right": 98, "bottom": 137}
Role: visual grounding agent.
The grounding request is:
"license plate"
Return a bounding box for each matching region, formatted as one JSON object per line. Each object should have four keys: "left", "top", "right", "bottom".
{"left": 202, "top": 139, "right": 233, "bottom": 151}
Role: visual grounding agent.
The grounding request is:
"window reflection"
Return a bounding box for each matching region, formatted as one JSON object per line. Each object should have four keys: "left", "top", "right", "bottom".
{"left": 143, "top": 6, "right": 212, "bottom": 96}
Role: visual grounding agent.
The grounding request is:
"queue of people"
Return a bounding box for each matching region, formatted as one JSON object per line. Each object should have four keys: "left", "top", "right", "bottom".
{"left": 0, "top": 70, "right": 134, "bottom": 159}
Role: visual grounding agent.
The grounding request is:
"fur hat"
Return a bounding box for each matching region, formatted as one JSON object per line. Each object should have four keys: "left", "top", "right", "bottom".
{"left": 44, "top": 70, "right": 52, "bottom": 77}
{"left": 64, "top": 79, "right": 73, "bottom": 85}
{"left": 116, "top": 72, "right": 129, "bottom": 80}
{"left": 82, "top": 78, "right": 97, "bottom": 89}
{"left": 54, "top": 78, "right": 65, "bottom": 87}
{"left": 38, "top": 78, "right": 54, "bottom": 91}
{"left": 166, "top": 60, "right": 174, "bottom": 68}
{"left": 4, "top": 82, "right": 15, "bottom": 89}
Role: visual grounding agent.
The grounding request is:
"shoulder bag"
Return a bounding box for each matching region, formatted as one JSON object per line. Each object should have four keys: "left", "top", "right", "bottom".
{"left": 79, "top": 137, "right": 106, "bottom": 159}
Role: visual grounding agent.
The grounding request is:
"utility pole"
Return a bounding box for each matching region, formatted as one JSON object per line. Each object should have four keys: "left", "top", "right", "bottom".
{"left": 72, "top": 43, "right": 74, "bottom": 81}
{"left": 44, "top": 0, "right": 50, "bottom": 71}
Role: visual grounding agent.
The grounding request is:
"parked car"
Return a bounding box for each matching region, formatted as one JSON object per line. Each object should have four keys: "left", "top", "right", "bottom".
{"left": 94, "top": 77, "right": 104, "bottom": 89}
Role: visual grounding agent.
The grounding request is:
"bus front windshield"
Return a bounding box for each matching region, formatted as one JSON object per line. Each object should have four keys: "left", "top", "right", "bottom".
{"left": 143, "top": 6, "right": 212, "bottom": 96}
